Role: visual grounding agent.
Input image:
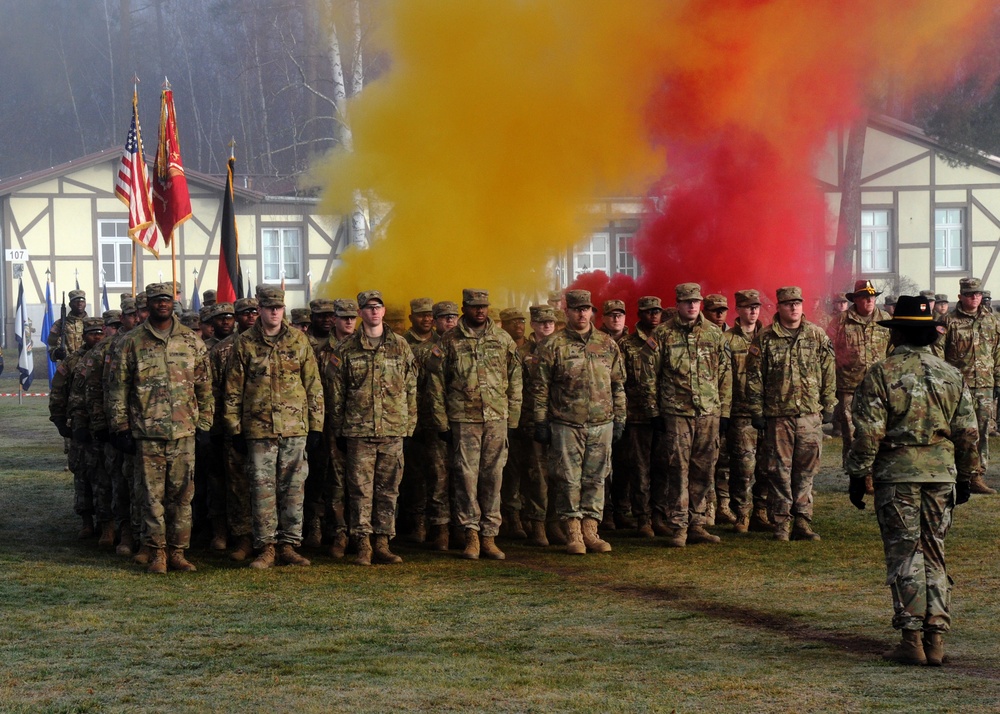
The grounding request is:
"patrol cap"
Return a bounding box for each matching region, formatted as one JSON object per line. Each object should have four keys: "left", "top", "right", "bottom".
{"left": 409, "top": 297, "right": 434, "bottom": 314}
{"left": 935, "top": 294, "right": 949, "bottom": 302}
{"left": 357, "top": 290, "right": 384, "bottom": 307}
{"left": 333, "top": 298, "right": 359, "bottom": 317}
{"left": 462, "top": 289, "right": 490, "bottom": 306}
{"left": 212, "top": 302, "right": 235, "bottom": 319}
{"left": 547, "top": 290, "right": 563, "bottom": 304}
{"left": 202, "top": 289, "right": 217, "bottom": 304}
{"left": 145, "top": 282, "right": 173, "bottom": 300}
{"left": 135, "top": 292, "right": 147, "bottom": 309}
{"left": 847, "top": 279, "right": 882, "bottom": 300}
{"left": 433, "top": 300, "right": 459, "bottom": 318}
{"left": 83, "top": 317, "right": 104, "bottom": 333}
{"left": 877, "top": 295, "right": 935, "bottom": 329}
{"left": 256, "top": 286, "right": 285, "bottom": 307}
{"left": 985, "top": 290, "right": 993, "bottom": 300}
{"left": 554, "top": 309, "right": 567, "bottom": 324}
{"left": 735, "top": 289, "right": 761, "bottom": 308}
{"left": 235, "top": 297, "right": 259, "bottom": 314}
{"left": 638, "top": 296, "right": 662, "bottom": 311}
{"left": 199, "top": 306, "right": 214, "bottom": 323}
{"left": 500, "top": 307, "right": 527, "bottom": 322}
{"left": 833, "top": 292, "right": 849, "bottom": 304}
{"left": 960, "top": 277, "right": 983, "bottom": 294}
{"left": 310, "top": 298, "right": 336, "bottom": 315}
{"left": 602, "top": 300, "right": 626, "bottom": 315}
{"left": 102, "top": 310, "right": 122, "bottom": 326}
{"left": 290, "top": 307, "right": 311, "bottom": 325}
{"left": 776, "top": 286, "right": 804, "bottom": 303}
{"left": 675, "top": 283, "right": 703, "bottom": 302}
{"left": 565, "top": 290, "right": 593, "bottom": 309}
{"left": 529, "top": 305, "right": 556, "bottom": 322}
{"left": 704, "top": 294, "right": 728, "bottom": 311}
{"left": 120, "top": 297, "right": 137, "bottom": 315}
{"left": 69, "top": 289, "right": 86, "bottom": 302}
{"left": 180, "top": 311, "right": 200, "bottom": 329}
{"left": 883, "top": 295, "right": 897, "bottom": 307}
{"left": 919, "top": 289, "right": 936, "bottom": 300}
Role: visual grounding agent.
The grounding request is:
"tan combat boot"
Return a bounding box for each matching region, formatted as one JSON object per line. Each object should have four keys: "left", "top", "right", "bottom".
{"left": 546, "top": 520, "right": 567, "bottom": 545}
{"left": 773, "top": 519, "right": 792, "bottom": 542}
{"left": 277, "top": 543, "right": 311, "bottom": 566}
{"left": 249, "top": 544, "right": 276, "bottom": 570}
{"left": 480, "top": 536, "right": 506, "bottom": 560}
{"left": 230, "top": 535, "right": 254, "bottom": 562}
{"left": 97, "top": 521, "right": 115, "bottom": 548}
{"left": 355, "top": 535, "right": 372, "bottom": 566}
{"left": 687, "top": 524, "right": 721, "bottom": 544}
{"left": 408, "top": 516, "right": 427, "bottom": 543}
{"left": 564, "top": 518, "right": 586, "bottom": 555}
{"left": 168, "top": 548, "right": 197, "bottom": 572}
{"left": 328, "top": 532, "right": 349, "bottom": 559}
{"left": 527, "top": 520, "right": 549, "bottom": 547}
{"left": 923, "top": 632, "right": 945, "bottom": 666}
{"left": 733, "top": 511, "right": 750, "bottom": 535}
{"left": 210, "top": 517, "right": 229, "bottom": 551}
{"left": 147, "top": 548, "right": 167, "bottom": 574}
{"left": 78, "top": 516, "right": 95, "bottom": 540}
{"left": 508, "top": 511, "right": 527, "bottom": 539}
{"left": 133, "top": 545, "right": 153, "bottom": 565}
{"left": 791, "top": 515, "right": 821, "bottom": 541}
{"left": 636, "top": 516, "right": 655, "bottom": 538}
{"left": 651, "top": 512, "right": 671, "bottom": 537}
{"left": 600, "top": 509, "right": 616, "bottom": 532}
{"left": 883, "top": 629, "right": 927, "bottom": 665}
{"left": 431, "top": 525, "right": 450, "bottom": 552}
{"left": 705, "top": 501, "right": 716, "bottom": 527}
{"left": 581, "top": 517, "right": 612, "bottom": 553}
{"left": 970, "top": 474, "right": 997, "bottom": 495}
{"left": 303, "top": 515, "right": 323, "bottom": 549}
{"left": 716, "top": 501, "right": 737, "bottom": 525}
{"left": 749, "top": 506, "right": 773, "bottom": 533}
{"left": 462, "top": 529, "right": 480, "bottom": 560}
{"left": 373, "top": 535, "right": 403, "bottom": 564}
{"left": 116, "top": 525, "right": 134, "bottom": 556}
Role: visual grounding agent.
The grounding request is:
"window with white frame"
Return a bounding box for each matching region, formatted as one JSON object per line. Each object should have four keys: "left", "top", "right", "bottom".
{"left": 99, "top": 219, "right": 132, "bottom": 287}
{"left": 860, "top": 210, "right": 891, "bottom": 273}
{"left": 616, "top": 232, "right": 639, "bottom": 278}
{"left": 574, "top": 232, "right": 609, "bottom": 277}
{"left": 262, "top": 227, "right": 302, "bottom": 283}
{"left": 934, "top": 208, "right": 964, "bottom": 271}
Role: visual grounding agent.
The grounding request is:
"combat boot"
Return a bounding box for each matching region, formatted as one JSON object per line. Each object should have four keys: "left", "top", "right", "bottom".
{"left": 249, "top": 544, "right": 276, "bottom": 570}
{"left": 462, "top": 529, "right": 480, "bottom": 560}
{"left": 663, "top": 528, "right": 687, "bottom": 548}
{"left": 116, "top": 525, "right": 134, "bottom": 556}
{"left": 882, "top": 629, "right": 927, "bottom": 666}
{"left": 303, "top": 516, "right": 323, "bottom": 549}
{"left": 970, "top": 474, "right": 997, "bottom": 495}
{"left": 372, "top": 535, "right": 403, "bottom": 564}
{"left": 773, "top": 519, "right": 792, "bottom": 542}
{"left": 615, "top": 512, "right": 637, "bottom": 530}
{"left": 168, "top": 548, "right": 197, "bottom": 572}
{"left": 600, "top": 509, "right": 616, "bottom": 532}
{"left": 564, "top": 518, "right": 586, "bottom": 555}
{"left": 230, "top": 535, "right": 253, "bottom": 562}
{"left": 328, "top": 532, "right": 349, "bottom": 559}
{"left": 705, "top": 501, "right": 716, "bottom": 527}
{"left": 277, "top": 543, "right": 311, "bottom": 566}
{"left": 451, "top": 525, "right": 466, "bottom": 550}
{"left": 431, "top": 525, "right": 450, "bottom": 552}
{"left": 716, "top": 501, "right": 737, "bottom": 525}
{"left": 527, "top": 520, "right": 548, "bottom": 547}
{"left": 687, "top": 525, "right": 721, "bottom": 545}
{"left": 636, "top": 516, "right": 655, "bottom": 539}
{"left": 354, "top": 535, "right": 372, "bottom": 566}
{"left": 733, "top": 512, "right": 750, "bottom": 535}
{"left": 923, "top": 632, "right": 945, "bottom": 666}
{"left": 749, "top": 506, "right": 773, "bottom": 533}
{"left": 651, "top": 512, "right": 671, "bottom": 537}
{"left": 147, "top": 548, "right": 167, "bottom": 574}
{"left": 97, "top": 521, "right": 116, "bottom": 548}
{"left": 864, "top": 473, "right": 875, "bottom": 495}
{"left": 78, "top": 515, "right": 95, "bottom": 540}
{"left": 546, "top": 520, "right": 567, "bottom": 546}
{"left": 581, "top": 517, "right": 612, "bottom": 553}
{"left": 210, "top": 516, "right": 229, "bottom": 551}
{"left": 791, "top": 515, "right": 821, "bottom": 541}
{"left": 480, "top": 536, "right": 506, "bottom": 560}
{"left": 408, "top": 515, "right": 427, "bottom": 543}
{"left": 133, "top": 545, "right": 153, "bottom": 565}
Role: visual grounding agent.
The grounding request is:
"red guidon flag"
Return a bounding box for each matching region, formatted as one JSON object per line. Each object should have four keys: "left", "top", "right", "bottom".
{"left": 152, "top": 85, "right": 192, "bottom": 246}
{"left": 115, "top": 90, "right": 160, "bottom": 256}
{"left": 216, "top": 156, "right": 240, "bottom": 304}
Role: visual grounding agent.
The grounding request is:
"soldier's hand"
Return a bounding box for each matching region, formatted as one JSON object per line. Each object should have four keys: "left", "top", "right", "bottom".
{"left": 848, "top": 476, "right": 867, "bottom": 510}
{"left": 612, "top": 422, "right": 625, "bottom": 444}
{"left": 306, "top": 430, "right": 323, "bottom": 452}
{"left": 94, "top": 429, "right": 110, "bottom": 444}
{"left": 751, "top": 416, "right": 767, "bottom": 431}
{"left": 956, "top": 480, "right": 971, "bottom": 505}
{"left": 822, "top": 410, "right": 835, "bottom": 425}
{"left": 195, "top": 429, "right": 212, "bottom": 449}
{"left": 718, "top": 417, "right": 730, "bottom": 433}
{"left": 438, "top": 430, "right": 453, "bottom": 446}
{"left": 52, "top": 347, "right": 67, "bottom": 361}
{"left": 73, "top": 427, "right": 92, "bottom": 444}
{"left": 53, "top": 418, "right": 71, "bottom": 439}
{"left": 650, "top": 416, "right": 666, "bottom": 434}
{"left": 336, "top": 436, "right": 348, "bottom": 453}
{"left": 114, "top": 431, "right": 136, "bottom": 455}
{"left": 232, "top": 433, "right": 248, "bottom": 455}
{"left": 533, "top": 422, "right": 551, "bottom": 445}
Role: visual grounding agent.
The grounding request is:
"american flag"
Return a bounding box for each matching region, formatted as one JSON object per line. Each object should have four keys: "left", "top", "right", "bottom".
{"left": 116, "top": 91, "right": 160, "bottom": 256}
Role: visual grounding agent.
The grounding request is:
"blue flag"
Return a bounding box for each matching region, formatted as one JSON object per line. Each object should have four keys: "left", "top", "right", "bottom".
{"left": 15, "top": 279, "right": 33, "bottom": 391}
{"left": 102, "top": 282, "right": 110, "bottom": 312}
{"left": 191, "top": 277, "right": 202, "bottom": 312}
{"left": 42, "top": 280, "right": 56, "bottom": 386}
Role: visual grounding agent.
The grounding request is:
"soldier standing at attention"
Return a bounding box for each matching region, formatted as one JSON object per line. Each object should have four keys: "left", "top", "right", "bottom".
{"left": 326, "top": 290, "right": 417, "bottom": 565}
{"left": 224, "top": 286, "right": 324, "bottom": 569}
{"left": 703, "top": 294, "right": 734, "bottom": 526}
{"left": 499, "top": 306, "right": 532, "bottom": 538}
{"left": 290, "top": 308, "right": 311, "bottom": 333}
{"left": 107, "top": 283, "right": 214, "bottom": 574}
{"left": 598, "top": 299, "right": 632, "bottom": 531}
{"left": 935, "top": 277, "right": 999, "bottom": 494}
{"left": 307, "top": 298, "right": 337, "bottom": 352}
{"left": 747, "top": 286, "right": 836, "bottom": 542}
{"left": 533, "top": 289, "right": 625, "bottom": 554}
{"left": 198, "top": 307, "right": 216, "bottom": 343}
{"left": 430, "top": 289, "right": 522, "bottom": 561}
{"left": 302, "top": 298, "right": 337, "bottom": 548}
{"left": 847, "top": 294, "right": 978, "bottom": 666}
{"left": 501, "top": 308, "right": 529, "bottom": 348}
{"left": 400, "top": 297, "right": 437, "bottom": 541}
{"left": 934, "top": 294, "right": 950, "bottom": 318}
{"left": 48, "top": 289, "right": 88, "bottom": 361}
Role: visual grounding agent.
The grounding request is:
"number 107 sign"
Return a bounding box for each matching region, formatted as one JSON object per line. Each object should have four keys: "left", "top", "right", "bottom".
{"left": 6, "top": 249, "right": 29, "bottom": 262}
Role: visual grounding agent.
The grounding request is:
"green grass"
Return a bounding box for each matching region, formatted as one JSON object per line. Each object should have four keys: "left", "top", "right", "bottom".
{"left": 1, "top": 397, "right": 999, "bottom": 712}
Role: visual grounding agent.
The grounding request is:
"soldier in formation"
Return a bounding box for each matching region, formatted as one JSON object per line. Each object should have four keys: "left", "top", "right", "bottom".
{"left": 47, "top": 288, "right": 88, "bottom": 361}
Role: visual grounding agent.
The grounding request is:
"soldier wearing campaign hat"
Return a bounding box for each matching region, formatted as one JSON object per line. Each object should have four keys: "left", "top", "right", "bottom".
{"left": 48, "top": 288, "right": 89, "bottom": 361}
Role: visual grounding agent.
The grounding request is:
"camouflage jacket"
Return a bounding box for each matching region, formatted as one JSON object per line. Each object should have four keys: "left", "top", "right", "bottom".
{"left": 641, "top": 313, "right": 732, "bottom": 419}
{"left": 49, "top": 345, "right": 88, "bottom": 425}
{"left": 101, "top": 327, "right": 135, "bottom": 425}
{"left": 68, "top": 339, "right": 105, "bottom": 431}
{"left": 47, "top": 313, "right": 86, "bottom": 356}
{"left": 82, "top": 335, "right": 117, "bottom": 433}
{"left": 846, "top": 344, "right": 979, "bottom": 484}
{"left": 533, "top": 327, "right": 625, "bottom": 428}
{"left": 516, "top": 333, "right": 546, "bottom": 429}
{"left": 619, "top": 325, "right": 660, "bottom": 424}
{"left": 827, "top": 306, "right": 892, "bottom": 392}
{"left": 409, "top": 332, "right": 443, "bottom": 433}
{"left": 224, "top": 321, "right": 324, "bottom": 438}
{"left": 210, "top": 332, "right": 241, "bottom": 434}
{"left": 429, "top": 317, "right": 522, "bottom": 429}
{"left": 107, "top": 317, "right": 214, "bottom": 439}
{"left": 405, "top": 329, "right": 433, "bottom": 348}
{"left": 746, "top": 317, "right": 836, "bottom": 418}
{"left": 723, "top": 321, "right": 764, "bottom": 417}
{"left": 325, "top": 326, "right": 417, "bottom": 438}
{"left": 934, "top": 306, "right": 1000, "bottom": 388}
{"left": 203, "top": 335, "right": 221, "bottom": 351}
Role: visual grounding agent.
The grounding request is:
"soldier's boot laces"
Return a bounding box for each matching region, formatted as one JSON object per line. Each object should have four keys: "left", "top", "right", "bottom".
{"left": 733, "top": 512, "right": 750, "bottom": 535}
{"left": 923, "top": 632, "right": 945, "bottom": 666}
{"left": 354, "top": 535, "right": 372, "bottom": 566}
{"left": 277, "top": 543, "right": 311, "bottom": 567}
{"left": 462, "top": 529, "right": 480, "bottom": 560}
{"left": 329, "top": 532, "right": 349, "bottom": 559}
{"left": 78, "top": 516, "right": 95, "bottom": 540}
{"left": 168, "top": 548, "right": 197, "bottom": 572}
{"left": 133, "top": 545, "right": 154, "bottom": 565}
{"left": 564, "top": 518, "right": 586, "bottom": 555}
{"left": 210, "top": 517, "right": 229, "bottom": 551}
{"left": 883, "top": 629, "right": 927, "bottom": 666}
{"left": 773, "top": 519, "right": 792, "bottom": 542}
{"left": 791, "top": 516, "right": 821, "bottom": 541}
{"left": 970, "top": 474, "right": 997, "bottom": 495}
{"left": 373, "top": 535, "right": 403, "bottom": 564}
{"left": 230, "top": 535, "right": 254, "bottom": 562}
{"left": 715, "top": 501, "right": 737, "bottom": 525}
{"left": 636, "top": 516, "right": 656, "bottom": 539}
{"left": 527, "top": 520, "right": 549, "bottom": 547}
{"left": 546, "top": 520, "right": 567, "bottom": 546}
{"left": 749, "top": 507, "right": 773, "bottom": 533}
{"left": 581, "top": 517, "right": 612, "bottom": 553}
{"left": 116, "top": 525, "right": 134, "bottom": 556}
{"left": 147, "top": 548, "right": 167, "bottom": 575}
{"left": 303, "top": 516, "right": 323, "bottom": 549}
{"left": 480, "top": 536, "right": 506, "bottom": 560}
{"left": 408, "top": 516, "right": 427, "bottom": 543}
{"left": 651, "top": 513, "right": 672, "bottom": 537}
{"left": 97, "top": 521, "right": 116, "bottom": 548}
{"left": 687, "top": 524, "right": 721, "bottom": 545}
{"left": 864, "top": 473, "right": 875, "bottom": 495}
{"left": 431, "top": 525, "right": 450, "bottom": 552}
{"left": 249, "top": 544, "right": 276, "bottom": 570}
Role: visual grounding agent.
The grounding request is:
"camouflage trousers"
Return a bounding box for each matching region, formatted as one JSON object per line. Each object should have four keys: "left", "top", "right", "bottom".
{"left": 836, "top": 390, "right": 862, "bottom": 473}
{"left": 626, "top": 423, "right": 663, "bottom": 520}
{"left": 501, "top": 428, "right": 547, "bottom": 523}
{"left": 324, "top": 442, "right": 348, "bottom": 536}
{"left": 766, "top": 414, "right": 822, "bottom": 525}
{"left": 225, "top": 438, "right": 252, "bottom": 538}
{"left": 709, "top": 432, "right": 731, "bottom": 506}
{"left": 247, "top": 436, "right": 308, "bottom": 548}
{"left": 136, "top": 437, "right": 195, "bottom": 550}
{"left": 400, "top": 435, "right": 426, "bottom": 528}
{"left": 68, "top": 440, "right": 93, "bottom": 517}
{"left": 875, "top": 482, "right": 954, "bottom": 633}
{"left": 654, "top": 414, "right": 720, "bottom": 530}
{"left": 549, "top": 421, "right": 613, "bottom": 521}
{"left": 607, "top": 435, "right": 632, "bottom": 518}
{"left": 87, "top": 442, "right": 113, "bottom": 523}
{"left": 346, "top": 436, "right": 404, "bottom": 537}
{"left": 192, "top": 438, "right": 226, "bottom": 529}
{"left": 971, "top": 388, "right": 992, "bottom": 476}
{"left": 727, "top": 417, "right": 768, "bottom": 517}
{"left": 304, "top": 432, "right": 329, "bottom": 532}
{"left": 125, "top": 452, "right": 142, "bottom": 540}
{"left": 451, "top": 421, "right": 508, "bottom": 536}
{"left": 104, "top": 442, "right": 129, "bottom": 530}
{"left": 417, "top": 430, "right": 451, "bottom": 526}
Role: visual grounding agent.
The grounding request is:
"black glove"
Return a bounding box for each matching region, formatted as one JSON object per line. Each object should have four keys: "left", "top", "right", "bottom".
{"left": 232, "top": 433, "right": 248, "bottom": 455}
{"left": 53, "top": 418, "right": 71, "bottom": 439}
{"left": 438, "top": 429, "right": 453, "bottom": 445}
{"left": 52, "top": 347, "right": 67, "bottom": 362}
{"left": 533, "top": 421, "right": 551, "bottom": 445}
{"left": 336, "top": 436, "right": 348, "bottom": 453}
{"left": 718, "top": 417, "right": 730, "bottom": 433}
{"left": 306, "top": 430, "right": 324, "bottom": 452}
{"left": 751, "top": 416, "right": 767, "bottom": 431}
{"left": 612, "top": 422, "right": 625, "bottom": 444}
{"left": 822, "top": 410, "right": 835, "bottom": 425}
{"left": 94, "top": 429, "right": 110, "bottom": 444}
{"left": 195, "top": 429, "right": 212, "bottom": 449}
{"left": 956, "top": 480, "right": 971, "bottom": 505}
{"left": 848, "top": 476, "right": 867, "bottom": 510}
{"left": 650, "top": 416, "right": 666, "bottom": 434}
{"left": 73, "top": 427, "right": 92, "bottom": 444}
{"left": 114, "top": 431, "right": 136, "bottom": 455}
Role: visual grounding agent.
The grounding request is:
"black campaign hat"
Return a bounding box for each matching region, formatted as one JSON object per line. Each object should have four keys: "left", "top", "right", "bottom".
{"left": 877, "top": 295, "right": 935, "bottom": 329}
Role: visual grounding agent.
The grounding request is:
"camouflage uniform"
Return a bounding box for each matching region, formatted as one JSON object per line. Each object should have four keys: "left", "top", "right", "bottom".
{"left": 618, "top": 322, "right": 662, "bottom": 522}
{"left": 408, "top": 332, "right": 452, "bottom": 528}
{"left": 50, "top": 345, "right": 92, "bottom": 520}
{"left": 211, "top": 331, "right": 249, "bottom": 540}
{"left": 47, "top": 308, "right": 87, "bottom": 359}
{"left": 723, "top": 318, "right": 767, "bottom": 519}
{"left": 847, "top": 344, "right": 979, "bottom": 635}
{"left": 104, "top": 320, "right": 143, "bottom": 542}
{"left": 506, "top": 333, "right": 551, "bottom": 526}
{"left": 69, "top": 326, "right": 112, "bottom": 529}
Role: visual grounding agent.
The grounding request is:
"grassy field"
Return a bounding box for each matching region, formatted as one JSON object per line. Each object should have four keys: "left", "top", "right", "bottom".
{"left": 1, "top": 398, "right": 998, "bottom": 713}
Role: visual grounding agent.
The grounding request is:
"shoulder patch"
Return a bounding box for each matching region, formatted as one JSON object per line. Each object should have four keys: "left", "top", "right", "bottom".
{"left": 646, "top": 336, "right": 658, "bottom": 351}
{"left": 747, "top": 344, "right": 761, "bottom": 357}
{"left": 431, "top": 344, "right": 443, "bottom": 358}
{"left": 329, "top": 353, "right": 341, "bottom": 369}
